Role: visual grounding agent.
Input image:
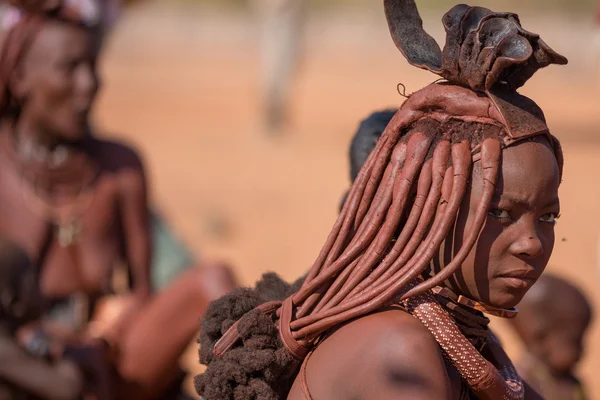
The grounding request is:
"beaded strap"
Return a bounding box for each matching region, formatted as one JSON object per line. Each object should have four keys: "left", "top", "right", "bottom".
{"left": 403, "top": 290, "right": 524, "bottom": 400}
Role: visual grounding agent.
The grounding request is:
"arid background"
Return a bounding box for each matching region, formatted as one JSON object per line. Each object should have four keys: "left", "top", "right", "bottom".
{"left": 95, "top": 0, "right": 600, "bottom": 396}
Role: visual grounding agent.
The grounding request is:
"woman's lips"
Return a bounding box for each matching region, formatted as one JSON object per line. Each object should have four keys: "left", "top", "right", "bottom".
{"left": 497, "top": 275, "right": 537, "bottom": 289}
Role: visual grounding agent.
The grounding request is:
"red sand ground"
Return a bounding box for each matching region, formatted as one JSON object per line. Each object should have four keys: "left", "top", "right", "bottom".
{"left": 96, "top": 3, "right": 600, "bottom": 396}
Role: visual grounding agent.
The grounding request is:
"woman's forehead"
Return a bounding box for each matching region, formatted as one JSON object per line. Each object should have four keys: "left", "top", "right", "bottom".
{"left": 501, "top": 139, "right": 557, "bottom": 176}
{"left": 472, "top": 139, "right": 559, "bottom": 204}
{"left": 25, "top": 21, "right": 96, "bottom": 63}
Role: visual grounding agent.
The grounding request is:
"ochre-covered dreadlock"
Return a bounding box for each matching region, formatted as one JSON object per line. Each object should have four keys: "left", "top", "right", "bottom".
{"left": 196, "top": 1, "right": 566, "bottom": 399}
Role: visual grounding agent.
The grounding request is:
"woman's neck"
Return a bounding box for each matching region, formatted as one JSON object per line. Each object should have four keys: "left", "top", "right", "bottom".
{"left": 16, "top": 115, "right": 59, "bottom": 148}
{"left": 11, "top": 117, "right": 85, "bottom": 168}
{"left": 432, "top": 284, "right": 518, "bottom": 319}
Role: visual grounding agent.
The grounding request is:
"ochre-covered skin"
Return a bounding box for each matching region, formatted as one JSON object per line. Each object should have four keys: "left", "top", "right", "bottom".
{"left": 197, "top": 1, "right": 567, "bottom": 400}
{"left": 0, "top": 1, "right": 236, "bottom": 398}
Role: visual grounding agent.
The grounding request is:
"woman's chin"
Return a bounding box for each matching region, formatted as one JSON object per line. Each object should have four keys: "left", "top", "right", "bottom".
{"left": 487, "top": 290, "right": 527, "bottom": 310}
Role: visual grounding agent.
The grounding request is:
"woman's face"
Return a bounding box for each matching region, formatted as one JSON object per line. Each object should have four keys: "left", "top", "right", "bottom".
{"left": 13, "top": 20, "right": 100, "bottom": 141}
{"left": 446, "top": 138, "right": 561, "bottom": 309}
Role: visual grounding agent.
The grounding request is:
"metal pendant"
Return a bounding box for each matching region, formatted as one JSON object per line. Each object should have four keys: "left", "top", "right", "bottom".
{"left": 56, "top": 220, "right": 80, "bottom": 247}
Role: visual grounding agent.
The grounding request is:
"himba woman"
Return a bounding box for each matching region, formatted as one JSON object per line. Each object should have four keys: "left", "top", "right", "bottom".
{"left": 196, "top": 1, "right": 568, "bottom": 399}
{"left": 0, "top": 0, "right": 235, "bottom": 398}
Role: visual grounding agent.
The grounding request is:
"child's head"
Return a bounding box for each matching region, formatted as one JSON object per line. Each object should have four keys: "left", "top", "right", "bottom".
{"left": 340, "top": 109, "right": 397, "bottom": 211}
{"left": 349, "top": 109, "right": 397, "bottom": 183}
{"left": 512, "top": 274, "right": 593, "bottom": 376}
{"left": 0, "top": 239, "right": 42, "bottom": 328}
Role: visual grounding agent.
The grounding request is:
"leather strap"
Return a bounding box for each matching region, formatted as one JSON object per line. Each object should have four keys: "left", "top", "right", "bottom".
{"left": 300, "top": 350, "right": 315, "bottom": 400}
{"left": 279, "top": 297, "right": 311, "bottom": 360}
{"left": 212, "top": 300, "right": 282, "bottom": 357}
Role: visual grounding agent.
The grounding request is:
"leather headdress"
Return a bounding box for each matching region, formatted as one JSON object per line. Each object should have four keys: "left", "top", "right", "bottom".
{"left": 386, "top": 0, "right": 566, "bottom": 137}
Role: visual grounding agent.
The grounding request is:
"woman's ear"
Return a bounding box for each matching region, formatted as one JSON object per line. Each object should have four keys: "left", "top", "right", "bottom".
{"left": 384, "top": 0, "right": 443, "bottom": 73}
{"left": 8, "top": 63, "right": 31, "bottom": 104}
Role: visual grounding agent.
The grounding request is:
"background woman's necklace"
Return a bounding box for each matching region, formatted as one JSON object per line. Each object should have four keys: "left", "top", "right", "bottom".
{"left": 56, "top": 217, "right": 80, "bottom": 247}
{"left": 15, "top": 135, "right": 98, "bottom": 248}
{"left": 21, "top": 166, "right": 96, "bottom": 248}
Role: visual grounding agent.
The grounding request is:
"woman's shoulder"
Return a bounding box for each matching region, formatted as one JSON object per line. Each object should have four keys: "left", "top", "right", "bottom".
{"left": 319, "top": 307, "right": 435, "bottom": 347}
{"left": 315, "top": 307, "right": 446, "bottom": 367}
{"left": 90, "top": 137, "right": 147, "bottom": 196}
{"left": 91, "top": 136, "right": 146, "bottom": 174}
{"left": 290, "top": 308, "right": 452, "bottom": 400}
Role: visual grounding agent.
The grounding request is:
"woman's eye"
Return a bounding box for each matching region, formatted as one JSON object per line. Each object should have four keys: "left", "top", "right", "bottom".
{"left": 540, "top": 213, "right": 559, "bottom": 224}
{"left": 488, "top": 208, "right": 510, "bottom": 220}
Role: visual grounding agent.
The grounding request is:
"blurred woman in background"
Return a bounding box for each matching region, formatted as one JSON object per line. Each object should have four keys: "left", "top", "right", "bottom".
{"left": 0, "top": 0, "right": 236, "bottom": 398}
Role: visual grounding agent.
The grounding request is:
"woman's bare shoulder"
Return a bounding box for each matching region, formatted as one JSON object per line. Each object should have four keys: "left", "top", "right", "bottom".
{"left": 288, "top": 308, "right": 452, "bottom": 400}
{"left": 92, "top": 137, "right": 147, "bottom": 196}
{"left": 92, "top": 137, "right": 145, "bottom": 175}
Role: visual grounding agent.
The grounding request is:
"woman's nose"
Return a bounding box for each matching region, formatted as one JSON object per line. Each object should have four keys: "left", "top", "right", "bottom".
{"left": 508, "top": 223, "right": 543, "bottom": 259}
